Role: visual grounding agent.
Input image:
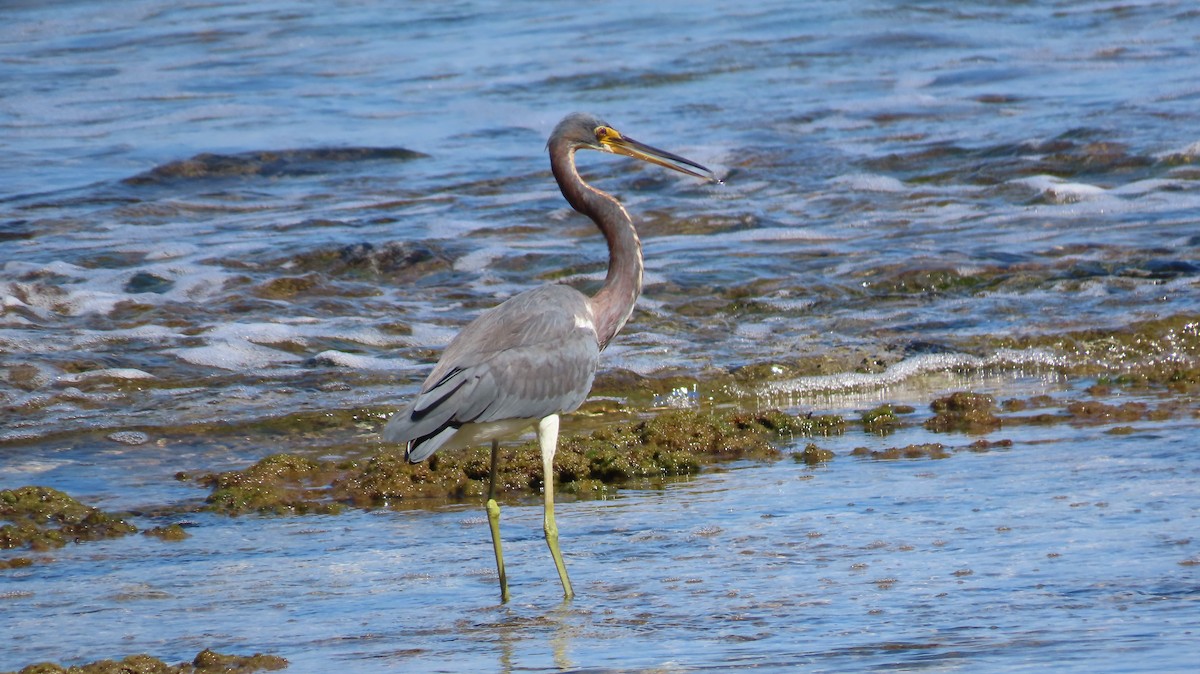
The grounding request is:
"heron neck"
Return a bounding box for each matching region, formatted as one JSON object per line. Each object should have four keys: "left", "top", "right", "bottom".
{"left": 550, "top": 141, "right": 643, "bottom": 349}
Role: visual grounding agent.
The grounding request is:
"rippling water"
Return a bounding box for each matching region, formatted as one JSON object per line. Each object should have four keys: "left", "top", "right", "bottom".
{"left": 2, "top": 0, "right": 1199, "bottom": 671}
{"left": 5, "top": 407, "right": 1199, "bottom": 672}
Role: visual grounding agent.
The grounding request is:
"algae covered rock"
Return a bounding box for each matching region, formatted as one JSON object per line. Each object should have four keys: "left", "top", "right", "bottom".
{"left": 862, "top": 404, "right": 901, "bottom": 434}
{"left": 1, "top": 648, "right": 287, "bottom": 674}
{"left": 924, "top": 392, "right": 1001, "bottom": 433}
{"left": 851, "top": 443, "right": 950, "bottom": 460}
{"left": 795, "top": 442, "right": 836, "bottom": 464}
{"left": 0, "top": 486, "right": 136, "bottom": 551}
{"left": 200, "top": 453, "right": 346, "bottom": 516}
{"left": 200, "top": 408, "right": 827, "bottom": 513}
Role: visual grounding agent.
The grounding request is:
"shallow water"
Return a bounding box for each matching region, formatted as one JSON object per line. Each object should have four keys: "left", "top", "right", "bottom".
{"left": 4, "top": 393, "right": 1199, "bottom": 672}
{"left": 2, "top": 0, "right": 1199, "bottom": 671}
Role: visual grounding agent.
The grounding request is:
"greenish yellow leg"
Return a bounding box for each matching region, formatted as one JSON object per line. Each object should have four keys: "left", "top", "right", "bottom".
{"left": 486, "top": 439, "right": 510, "bottom": 603}
{"left": 538, "top": 415, "right": 574, "bottom": 599}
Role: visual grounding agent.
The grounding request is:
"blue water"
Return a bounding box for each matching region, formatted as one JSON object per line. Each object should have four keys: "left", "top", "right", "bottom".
{"left": 2, "top": 0, "right": 1199, "bottom": 671}
{"left": 5, "top": 405, "right": 1199, "bottom": 672}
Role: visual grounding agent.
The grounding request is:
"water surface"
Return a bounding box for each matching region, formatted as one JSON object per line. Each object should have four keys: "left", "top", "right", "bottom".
{"left": 2, "top": 0, "right": 1199, "bottom": 671}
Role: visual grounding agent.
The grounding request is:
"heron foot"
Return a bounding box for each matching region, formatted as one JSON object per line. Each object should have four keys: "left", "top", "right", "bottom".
{"left": 486, "top": 498, "right": 509, "bottom": 603}
{"left": 544, "top": 514, "right": 574, "bottom": 600}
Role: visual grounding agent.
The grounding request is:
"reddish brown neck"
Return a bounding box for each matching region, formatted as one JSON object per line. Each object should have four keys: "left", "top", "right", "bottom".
{"left": 549, "top": 139, "right": 644, "bottom": 349}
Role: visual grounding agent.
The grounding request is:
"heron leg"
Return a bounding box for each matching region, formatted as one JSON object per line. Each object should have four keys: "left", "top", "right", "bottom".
{"left": 538, "top": 414, "right": 574, "bottom": 600}
{"left": 486, "top": 438, "right": 510, "bottom": 603}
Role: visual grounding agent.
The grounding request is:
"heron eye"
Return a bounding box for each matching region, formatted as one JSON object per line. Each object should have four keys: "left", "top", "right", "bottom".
{"left": 595, "top": 127, "right": 609, "bottom": 140}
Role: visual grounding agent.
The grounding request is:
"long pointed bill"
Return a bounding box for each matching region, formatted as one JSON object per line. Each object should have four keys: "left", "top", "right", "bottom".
{"left": 603, "top": 134, "right": 720, "bottom": 183}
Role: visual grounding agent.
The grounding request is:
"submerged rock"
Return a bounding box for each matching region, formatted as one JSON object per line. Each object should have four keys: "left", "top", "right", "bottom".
{"left": 122, "top": 147, "right": 427, "bottom": 184}
{"left": 851, "top": 443, "right": 950, "bottom": 460}
{"left": 107, "top": 430, "right": 151, "bottom": 446}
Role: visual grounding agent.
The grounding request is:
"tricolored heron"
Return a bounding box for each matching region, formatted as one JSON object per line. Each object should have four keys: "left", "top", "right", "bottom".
{"left": 383, "top": 112, "right": 718, "bottom": 601}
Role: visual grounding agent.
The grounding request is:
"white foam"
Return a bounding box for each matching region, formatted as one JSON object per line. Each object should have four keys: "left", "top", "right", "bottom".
{"left": 1109, "top": 179, "right": 1183, "bottom": 196}
{"left": 310, "top": 350, "right": 412, "bottom": 370}
{"left": 170, "top": 269, "right": 235, "bottom": 302}
{"left": 426, "top": 217, "right": 497, "bottom": 238}
{"left": 0, "top": 459, "right": 65, "bottom": 477}
{"left": 207, "top": 321, "right": 311, "bottom": 346}
{"left": 107, "top": 430, "right": 150, "bottom": 445}
{"left": 143, "top": 244, "right": 200, "bottom": 260}
{"left": 830, "top": 173, "right": 906, "bottom": 193}
{"left": 1011, "top": 175, "right": 1109, "bottom": 203}
{"left": 719, "top": 227, "right": 842, "bottom": 242}
{"left": 173, "top": 340, "right": 305, "bottom": 371}
{"left": 407, "top": 322, "right": 461, "bottom": 348}
{"left": 734, "top": 322, "right": 775, "bottom": 339}
{"left": 190, "top": 318, "right": 405, "bottom": 351}
{"left": 66, "top": 324, "right": 180, "bottom": 351}
{"left": 58, "top": 368, "right": 156, "bottom": 383}
{"left": 2, "top": 294, "right": 32, "bottom": 310}
{"left": 452, "top": 244, "right": 512, "bottom": 273}
{"left": 1156, "top": 140, "right": 1200, "bottom": 161}
{"left": 757, "top": 350, "right": 1066, "bottom": 397}
{"left": 1, "top": 259, "right": 234, "bottom": 317}
{"left": 337, "top": 326, "right": 405, "bottom": 347}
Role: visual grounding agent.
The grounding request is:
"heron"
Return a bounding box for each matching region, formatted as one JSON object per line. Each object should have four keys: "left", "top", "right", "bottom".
{"left": 383, "top": 112, "right": 718, "bottom": 601}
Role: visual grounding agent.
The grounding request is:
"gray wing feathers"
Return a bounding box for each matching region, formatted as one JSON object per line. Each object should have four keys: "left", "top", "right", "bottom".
{"left": 383, "top": 285, "right": 601, "bottom": 461}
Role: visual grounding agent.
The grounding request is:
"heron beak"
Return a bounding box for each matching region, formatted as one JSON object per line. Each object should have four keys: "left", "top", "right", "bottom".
{"left": 602, "top": 133, "right": 720, "bottom": 183}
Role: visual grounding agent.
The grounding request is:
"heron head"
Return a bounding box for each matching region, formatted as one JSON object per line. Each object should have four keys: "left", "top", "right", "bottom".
{"left": 553, "top": 112, "right": 720, "bottom": 183}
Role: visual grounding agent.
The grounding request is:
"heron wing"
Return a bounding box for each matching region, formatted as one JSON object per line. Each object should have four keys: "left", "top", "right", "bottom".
{"left": 383, "top": 285, "right": 601, "bottom": 461}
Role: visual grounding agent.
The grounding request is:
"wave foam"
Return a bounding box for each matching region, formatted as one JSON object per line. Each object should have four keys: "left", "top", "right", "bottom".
{"left": 830, "top": 173, "right": 906, "bottom": 193}
{"left": 309, "top": 350, "right": 412, "bottom": 370}
{"left": 1011, "top": 175, "right": 1109, "bottom": 204}
{"left": 173, "top": 340, "right": 304, "bottom": 371}
{"left": 757, "top": 349, "right": 1066, "bottom": 397}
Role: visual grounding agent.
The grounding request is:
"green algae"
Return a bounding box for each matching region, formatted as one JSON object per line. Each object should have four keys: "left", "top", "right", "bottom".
{"left": 1063, "top": 400, "right": 1148, "bottom": 424}
{"left": 997, "top": 392, "right": 1191, "bottom": 428}
{"left": 966, "top": 438, "right": 1014, "bottom": 453}
{"left": 862, "top": 404, "right": 902, "bottom": 434}
{"left": 795, "top": 442, "right": 836, "bottom": 465}
{"left": 984, "top": 313, "right": 1200, "bottom": 384}
{"left": 610, "top": 314, "right": 1200, "bottom": 416}
{"left": 920, "top": 387, "right": 1195, "bottom": 436}
{"left": 3, "top": 648, "right": 287, "bottom": 674}
{"left": 201, "top": 454, "right": 346, "bottom": 516}
{"left": 6, "top": 363, "right": 48, "bottom": 391}
{"left": 851, "top": 443, "right": 951, "bottom": 460}
{"left": 142, "top": 524, "right": 189, "bottom": 541}
{"left": 790, "top": 412, "right": 848, "bottom": 437}
{"left": 190, "top": 650, "right": 286, "bottom": 673}
{"left": 285, "top": 240, "right": 451, "bottom": 283}
{"left": 924, "top": 392, "right": 1002, "bottom": 433}
{"left": 589, "top": 348, "right": 912, "bottom": 408}
{"left": 254, "top": 274, "right": 323, "bottom": 299}
{"left": 590, "top": 369, "right": 717, "bottom": 403}
{"left": 330, "top": 451, "right": 486, "bottom": 507}
{"left": 860, "top": 267, "right": 993, "bottom": 296}
{"left": 197, "top": 408, "right": 825, "bottom": 515}
{"left": 0, "top": 486, "right": 136, "bottom": 552}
